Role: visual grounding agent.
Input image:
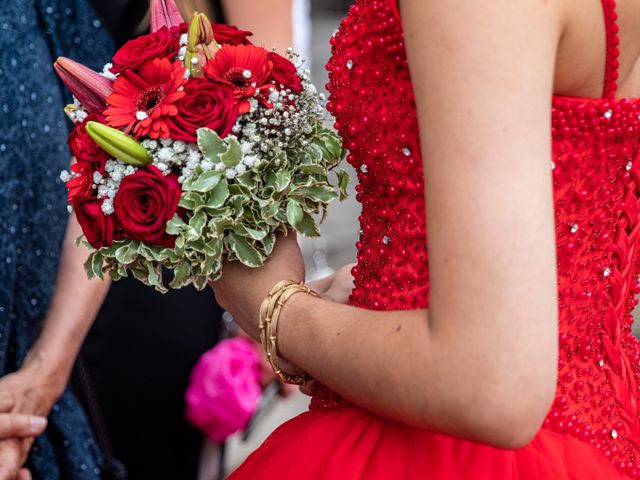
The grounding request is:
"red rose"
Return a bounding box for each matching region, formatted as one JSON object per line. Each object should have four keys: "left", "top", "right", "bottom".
{"left": 114, "top": 166, "right": 181, "bottom": 247}
{"left": 268, "top": 52, "right": 302, "bottom": 94}
{"left": 74, "top": 199, "right": 117, "bottom": 249}
{"left": 68, "top": 114, "right": 110, "bottom": 174}
{"left": 170, "top": 23, "right": 188, "bottom": 41}
{"left": 67, "top": 161, "right": 96, "bottom": 204}
{"left": 171, "top": 23, "right": 253, "bottom": 46}
{"left": 213, "top": 24, "right": 253, "bottom": 46}
{"left": 167, "top": 78, "right": 238, "bottom": 142}
{"left": 111, "top": 27, "right": 180, "bottom": 74}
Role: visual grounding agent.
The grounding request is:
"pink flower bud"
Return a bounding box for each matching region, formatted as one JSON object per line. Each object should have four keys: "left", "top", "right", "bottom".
{"left": 54, "top": 57, "right": 114, "bottom": 114}
{"left": 185, "top": 13, "right": 220, "bottom": 77}
{"left": 150, "top": 0, "right": 184, "bottom": 33}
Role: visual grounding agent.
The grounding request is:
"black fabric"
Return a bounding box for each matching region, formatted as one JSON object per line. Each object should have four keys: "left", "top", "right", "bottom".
{"left": 211, "top": 0, "right": 226, "bottom": 24}
{"left": 89, "top": 0, "right": 148, "bottom": 47}
{"left": 76, "top": 273, "right": 223, "bottom": 480}
{"left": 90, "top": 0, "right": 227, "bottom": 46}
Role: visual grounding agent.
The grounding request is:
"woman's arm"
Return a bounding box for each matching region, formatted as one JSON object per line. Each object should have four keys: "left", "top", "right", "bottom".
{"left": 20, "top": 214, "right": 111, "bottom": 400}
{"left": 220, "top": 0, "right": 293, "bottom": 52}
{"left": 215, "top": 0, "right": 562, "bottom": 449}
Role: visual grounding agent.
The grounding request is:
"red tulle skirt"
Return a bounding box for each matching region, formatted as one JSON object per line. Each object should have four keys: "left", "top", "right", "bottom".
{"left": 228, "top": 404, "right": 629, "bottom": 479}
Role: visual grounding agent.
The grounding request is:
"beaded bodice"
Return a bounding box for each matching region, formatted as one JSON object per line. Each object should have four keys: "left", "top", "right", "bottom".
{"left": 314, "top": 0, "right": 640, "bottom": 476}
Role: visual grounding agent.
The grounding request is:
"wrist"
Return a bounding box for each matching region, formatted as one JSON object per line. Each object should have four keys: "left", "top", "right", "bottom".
{"left": 23, "top": 347, "right": 70, "bottom": 399}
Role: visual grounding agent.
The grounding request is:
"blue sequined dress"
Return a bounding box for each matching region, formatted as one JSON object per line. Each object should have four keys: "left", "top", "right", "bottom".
{"left": 0, "top": 1, "right": 113, "bottom": 478}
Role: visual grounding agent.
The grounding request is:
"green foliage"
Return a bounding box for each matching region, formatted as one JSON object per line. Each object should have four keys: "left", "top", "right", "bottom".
{"left": 87, "top": 122, "right": 349, "bottom": 292}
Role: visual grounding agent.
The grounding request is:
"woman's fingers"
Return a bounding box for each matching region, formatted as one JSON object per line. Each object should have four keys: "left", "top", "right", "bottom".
{"left": 0, "top": 440, "right": 22, "bottom": 480}
{"left": 0, "top": 399, "right": 14, "bottom": 414}
{"left": 0, "top": 415, "right": 46, "bottom": 439}
{"left": 16, "top": 469, "right": 31, "bottom": 480}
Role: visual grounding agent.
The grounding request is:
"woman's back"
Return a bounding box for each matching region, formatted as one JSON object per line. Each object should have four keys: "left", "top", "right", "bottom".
{"left": 556, "top": 0, "right": 640, "bottom": 99}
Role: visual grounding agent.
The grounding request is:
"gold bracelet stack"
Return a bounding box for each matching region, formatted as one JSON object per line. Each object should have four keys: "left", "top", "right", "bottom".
{"left": 259, "top": 280, "right": 319, "bottom": 385}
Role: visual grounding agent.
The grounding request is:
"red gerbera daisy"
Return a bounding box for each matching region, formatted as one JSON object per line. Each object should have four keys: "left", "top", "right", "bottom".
{"left": 204, "top": 45, "right": 272, "bottom": 114}
{"left": 104, "top": 58, "right": 187, "bottom": 139}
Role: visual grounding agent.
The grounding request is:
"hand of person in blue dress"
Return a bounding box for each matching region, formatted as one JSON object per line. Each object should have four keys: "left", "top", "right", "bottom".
{"left": 0, "top": 406, "right": 47, "bottom": 480}
{"left": 0, "top": 355, "right": 64, "bottom": 480}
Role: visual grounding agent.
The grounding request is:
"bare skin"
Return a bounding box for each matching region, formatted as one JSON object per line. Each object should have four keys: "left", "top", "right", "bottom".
{"left": 221, "top": 0, "right": 293, "bottom": 53}
{"left": 213, "top": 0, "right": 640, "bottom": 450}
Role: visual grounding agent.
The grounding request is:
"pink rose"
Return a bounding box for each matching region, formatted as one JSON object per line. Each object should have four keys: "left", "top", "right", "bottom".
{"left": 185, "top": 338, "right": 262, "bottom": 442}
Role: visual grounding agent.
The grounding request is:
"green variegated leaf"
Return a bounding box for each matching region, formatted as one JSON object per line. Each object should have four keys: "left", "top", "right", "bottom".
{"left": 307, "top": 144, "right": 323, "bottom": 163}
{"left": 193, "top": 274, "right": 208, "bottom": 291}
{"left": 108, "top": 269, "right": 125, "bottom": 282}
{"left": 207, "top": 178, "right": 230, "bottom": 208}
{"left": 228, "top": 232, "right": 264, "bottom": 267}
{"left": 221, "top": 137, "right": 242, "bottom": 168}
{"left": 197, "top": 128, "right": 226, "bottom": 162}
{"left": 213, "top": 218, "right": 233, "bottom": 235}
{"left": 178, "top": 196, "right": 196, "bottom": 210}
{"left": 338, "top": 169, "right": 350, "bottom": 200}
{"left": 286, "top": 199, "right": 303, "bottom": 227}
{"left": 293, "top": 185, "right": 339, "bottom": 203}
{"left": 265, "top": 171, "right": 277, "bottom": 189}
{"left": 184, "top": 171, "right": 221, "bottom": 192}
{"left": 323, "top": 133, "right": 343, "bottom": 159}
{"left": 184, "top": 226, "right": 200, "bottom": 242}
{"left": 123, "top": 241, "right": 140, "bottom": 263}
{"left": 231, "top": 196, "right": 245, "bottom": 218}
{"left": 170, "top": 261, "right": 191, "bottom": 289}
{"left": 235, "top": 171, "right": 256, "bottom": 189}
{"left": 114, "top": 245, "right": 129, "bottom": 264}
{"left": 262, "top": 233, "right": 276, "bottom": 255}
{"left": 91, "top": 252, "right": 104, "bottom": 280}
{"left": 189, "top": 211, "right": 207, "bottom": 238}
{"left": 204, "top": 237, "right": 223, "bottom": 257}
{"left": 146, "top": 261, "right": 161, "bottom": 287}
{"left": 275, "top": 169, "right": 292, "bottom": 192}
{"left": 166, "top": 214, "right": 188, "bottom": 235}
{"left": 233, "top": 223, "right": 267, "bottom": 241}
{"left": 297, "top": 164, "right": 326, "bottom": 175}
{"left": 297, "top": 212, "right": 321, "bottom": 237}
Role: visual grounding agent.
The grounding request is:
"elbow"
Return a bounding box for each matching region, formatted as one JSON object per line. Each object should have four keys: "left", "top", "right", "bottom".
{"left": 431, "top": 368, "right": 557, "bottom": 450}
{"left": 473, "top": 376, "right": 556, "bottom": 449}
{"left": 477, "top": 400, "right": 551, "bottom": 449}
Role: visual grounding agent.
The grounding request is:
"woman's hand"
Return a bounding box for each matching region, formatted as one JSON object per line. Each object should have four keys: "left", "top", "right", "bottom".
{"left": 0, "top": 353, "right": 66, "bottom": 420}
{"left": 0, "top": 354, "right": 66, "bottom": 480}
{"left": 211, "top": 231, "right": 304, "bottom": 341}
{"left": 308, "top": 264, "right": 356, "bottom": 305}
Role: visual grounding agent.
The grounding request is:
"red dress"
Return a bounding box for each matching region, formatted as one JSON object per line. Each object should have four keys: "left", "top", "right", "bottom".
{"left": 229, "top": 0, "right": 640, "bottom": 477}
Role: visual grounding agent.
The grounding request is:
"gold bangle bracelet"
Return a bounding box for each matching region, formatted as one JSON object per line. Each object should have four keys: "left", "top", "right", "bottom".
{"left": 259, "top": 280, "right": 318, "bottom": 385}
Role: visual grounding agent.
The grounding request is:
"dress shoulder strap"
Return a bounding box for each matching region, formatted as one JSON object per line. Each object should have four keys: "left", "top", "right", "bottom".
{"left": 601, "top": 0, "right": 621, "bottom": 98}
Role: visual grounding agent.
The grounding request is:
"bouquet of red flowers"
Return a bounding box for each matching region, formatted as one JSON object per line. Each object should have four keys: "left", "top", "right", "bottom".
{"left": 55, "top": 0, "right": 347, "bottom": 291}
